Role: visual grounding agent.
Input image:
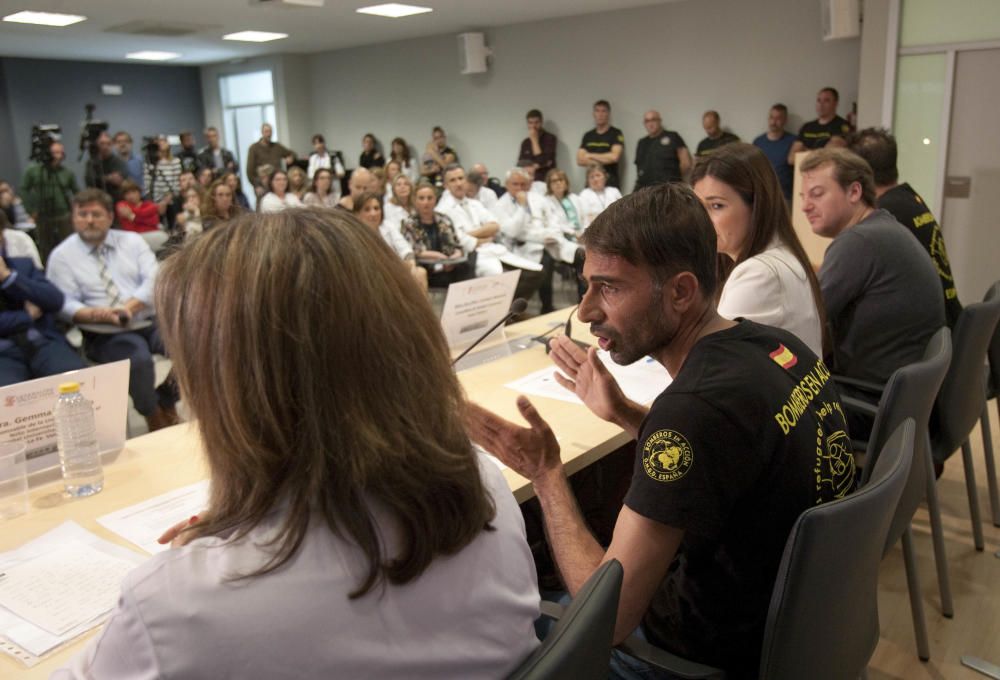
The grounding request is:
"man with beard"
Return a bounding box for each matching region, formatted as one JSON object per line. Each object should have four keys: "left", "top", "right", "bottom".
{"left": 466, "top": 184, "right": 854, "bottom": 679}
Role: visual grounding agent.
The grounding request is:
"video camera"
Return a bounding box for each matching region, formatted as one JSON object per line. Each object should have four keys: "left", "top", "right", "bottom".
{"left": 77, "top": 103, "right": 109, "bottom": 160}
{"left": 29, "top": 124, "right": 62, "bottom": 165}
{"left": 141, "top": 136, "right": 160, "bottom": 166}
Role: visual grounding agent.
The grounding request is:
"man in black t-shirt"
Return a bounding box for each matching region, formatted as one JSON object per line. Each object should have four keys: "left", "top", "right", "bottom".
{"left": 787, "top": 87, "right": 851, "bottom": 164}
{"left": 466, "top": 185, "right": 854, "bottom": 679}
{"left": 848, "top": 127, "right": 963, "bottom": 327}
{"left": 577, "top": 100, "right": 625, "bottom": 189}
{"left": 634, "top": 110, "right": 690, "bottom": 190}
{"left": 695, "top": 110, "right": 740, "bottom": 157}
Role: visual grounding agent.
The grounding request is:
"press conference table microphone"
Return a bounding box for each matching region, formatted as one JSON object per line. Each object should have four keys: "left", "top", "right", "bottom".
{"left": 451, "top": 298, "right": 528, "bottom": 366}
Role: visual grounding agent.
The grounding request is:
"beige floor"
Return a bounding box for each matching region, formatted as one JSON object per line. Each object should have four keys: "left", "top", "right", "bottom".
{"left": 870, "top": 402, "right": 1000, "bottom": 679}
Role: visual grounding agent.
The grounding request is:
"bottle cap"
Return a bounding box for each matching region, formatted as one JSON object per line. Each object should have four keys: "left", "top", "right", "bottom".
{"left": 58, "top": 382, "right": 81, "bottom": 394}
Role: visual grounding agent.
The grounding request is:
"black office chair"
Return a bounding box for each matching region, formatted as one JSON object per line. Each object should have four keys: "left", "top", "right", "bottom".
{"left": 507, "top": 559, "right": 623, "bottom": 680}
{"left": 617, "top": 420, "right": 916, "bottom": 680}
{"left": 978, "top": 281, "right": 1000, "bottom": 527}
{"left": 841, "top": 328, "right": 952, "bottom": 660}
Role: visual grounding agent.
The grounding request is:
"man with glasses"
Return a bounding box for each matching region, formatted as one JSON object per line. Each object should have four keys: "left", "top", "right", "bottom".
{"left": 634, "top": 110, "right": 690, "bottom": 191}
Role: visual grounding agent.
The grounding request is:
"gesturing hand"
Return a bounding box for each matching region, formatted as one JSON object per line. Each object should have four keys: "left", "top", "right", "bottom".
{"left": 157, "top": 514, "right": 202, "bottom": 548}
{"left": 465, "top": 396, "right": 561, "bottom": 482}
{"left": 548, "top": 336, "right": 627, "bottom": 425}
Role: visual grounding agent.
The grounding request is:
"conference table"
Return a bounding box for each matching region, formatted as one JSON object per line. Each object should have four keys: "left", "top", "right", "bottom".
{"left": 0, "top": 310, "right": 638, "bottom": 677}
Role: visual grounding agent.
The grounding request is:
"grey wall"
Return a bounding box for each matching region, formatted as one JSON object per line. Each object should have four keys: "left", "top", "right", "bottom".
{"left": 298, "top": 0, "right": 861, "bottom": 191}
{"left": 1, "top": 57, "right": 204, "bottom": 190}
{"left": 0, "top": 61, "right": 20, "bottom": 186}
{"left": 857, "top": 0, "right": 893, "bottom": 129}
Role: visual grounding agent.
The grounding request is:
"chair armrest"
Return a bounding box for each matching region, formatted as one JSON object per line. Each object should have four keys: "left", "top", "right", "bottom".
{"left": 832, "top": 374, "right": 886, "bottom": 396}
{"left": 617, "top": 633, "right": 726, "bottom": 679}
{"left": 840, "top": 395, "right": 879, "bottom": 417}
{"left": 538, "top": 600, "right": 566, "bottom": 621}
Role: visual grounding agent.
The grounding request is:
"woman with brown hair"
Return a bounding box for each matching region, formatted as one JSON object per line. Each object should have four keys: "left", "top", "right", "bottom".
{"left": 690, "top": 142, "right": 825, "bottom": 356}
{"left": 383, "top": 173, "right": 415, "bottom": 230}
{"left": 56, "top": 208, "right": 539, "bottom": 678}
{"left": 200, "top": 178, "right": 240, "bottom": 230}
{"left": 353, "top": 191, "right": 428, "bottom": 294}
{"left": 302, "top": 167, "right": 339, "bottom": 209}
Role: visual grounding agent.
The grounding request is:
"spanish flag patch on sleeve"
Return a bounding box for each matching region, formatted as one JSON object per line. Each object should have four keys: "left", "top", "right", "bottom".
{"left": 769, "top": 343, "right": 798, "bottom": 370}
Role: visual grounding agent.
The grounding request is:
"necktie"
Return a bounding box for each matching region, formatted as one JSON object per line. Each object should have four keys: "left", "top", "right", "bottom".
{"left": 93, "top": 245, "right": 123, "bottom": 308}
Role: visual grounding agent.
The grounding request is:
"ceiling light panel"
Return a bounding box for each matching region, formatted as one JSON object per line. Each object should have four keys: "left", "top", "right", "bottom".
{"left": 3, "top": 11, "right": 86, "bottom": 27}
{"left": 223, "top": 30, "right": 289, "bottom": 42}
{"left": 356, "top": 3, "right": 433, "bottom": 18}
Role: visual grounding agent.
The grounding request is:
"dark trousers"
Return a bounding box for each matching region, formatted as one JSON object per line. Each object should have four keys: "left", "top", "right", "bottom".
{"left": 84, "top": 324, "right": 176, "bottom": 416}
{"left": 35, "top": 214, "right": 73, "bottom": 265}
{"left": 0, "top": 339, "right": 86, "bottom": 386}
{"left": 538, "top": 250, "right": 556, "bottom": 314}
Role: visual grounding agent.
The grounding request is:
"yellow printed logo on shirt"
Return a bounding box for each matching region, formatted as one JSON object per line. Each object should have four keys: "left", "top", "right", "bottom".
{"left": 642, "top": 430, "right": 694, "bottom": 483}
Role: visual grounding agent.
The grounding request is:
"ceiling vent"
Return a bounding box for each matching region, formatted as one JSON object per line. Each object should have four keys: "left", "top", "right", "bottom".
{"left": 104, "top": 21, "right": 207, "bottom": 37}
{"left": 248, "top": 0, "right": 326, "bottom": 7}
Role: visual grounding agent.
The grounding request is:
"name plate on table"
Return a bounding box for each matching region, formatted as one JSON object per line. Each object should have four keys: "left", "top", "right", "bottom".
{"left": 0, "top": 360, "right": 129, "bottom": 478}
{"left": 440, "top": 269, "right": 521, "bottom": 349}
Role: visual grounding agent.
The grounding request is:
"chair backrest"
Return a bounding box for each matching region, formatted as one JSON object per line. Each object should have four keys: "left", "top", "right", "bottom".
{"left": 934, "top": 295, "right": 1000, "bottom": 461}
{"left": 985, "top": 281, "right": 1000, "bottom": 396}
{"left": 861, "top": 327, "right": 951, "bottom": 555}
{"left": 758, "top": 420, "right": 914, "bottom": 680}
{"left": 507, "top": 559, "right": 623, "bottom": 680}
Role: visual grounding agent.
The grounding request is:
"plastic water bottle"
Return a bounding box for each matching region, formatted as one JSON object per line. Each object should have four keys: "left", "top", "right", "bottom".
{"left": 54, "top": 382, "right": 104, "bottom": 497}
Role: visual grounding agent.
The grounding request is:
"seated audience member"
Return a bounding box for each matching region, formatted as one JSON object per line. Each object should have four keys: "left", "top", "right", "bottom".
{"left": 200, "top": 179, "right": 240, "bottom": 232}
{"left": 112, "top": 131, "right": 145, "bottom": 192}
{"left": 517, "top": 160, "right": 548, "bottom": 195}
{"left": 437, "top": 165, "right": 505, "bottom": 277}
{"left": 85, "top": 131, "right": 128, "bottom": 203}
{"left": 577, "top": 99, "right": 624, "bottom": 189}
{"left": 352, "top": 192, "right": 428, "bottom": 294}
{"left": 492, "top": 168, "right": 560, "bottom": 312}
{"left": 753, "top": 104, "right": 796, "bottom": 203}
{"left": 359, "top": 133, "right": 385, "bottom": 169}
{"left": 391, "top": 137, "right": 419, "bottom": 182}
{"left": 384, "top": 174, "right": 415, "bottom": 230}
{"left": 259, "top": 170, "right": 303, "bottom": 214}
{"left": 422, "top": 126, "right": 459, "bottom": 187}
{"left": 177, "top": 187, "right": 204, "bottom": 236}
{"left": 465, "top": 169, "right": 498, "bottom": 211}
{"left": 144, "top": 136, "right": 182, "bottom": 207}
{"left": 54, "top": 208, "right": 539, "bottom": 679}
{"left": 402, "top": 183, "right": 475, "bottom": 287}
{"left": 246, "top": 123, "right": 295, "bottom": 196}
{"left": 196, "top": 167, "right": 215, "bottom": 190}
{"left": 196, "top": 126, "right": 238, "bottom": 177}
{"left": 690, "top": 143, "right": 824, "bottom": 357}
{"left": 177, "top": 131, "right": 200, "bottom": 175}
{"left": 384, "top": 160, "right": 403, "bottom": 190}
{"left": 0, "top": 182, "right": 35, "bottom": 232}
{"left": 800, "top": 148, "right": 944, "bottom": 439}
{"left": 115, "top": 181, "right": 168, "bottom": 252}
{"left": 287, "top": 166, "right": 309, "bottom": 202}
{"left": 338, "top": 168, "right": 372, "bottom": 212}
{"left": 472, "top": 162, "right": 505, "bottom": 199}
{"left": 847, "top": 127, "right": 962, "bottom": 328}
{"left": 579, "top": 164, "right": 623, "bottom": 228}
{"left": 467, "top": 183, "right": 854, "bottom": 678}
{"left": 695, "top": 110, "right": 740, "bottom": 157}
{"left": 307, "top": 133, "right": 346, "bottom": 183}
{"left": 47, "top": 189, "right": 179, "bottom": 432}
{"left": 634, "top": 110, "right": 691, "bottom": 190}
{"left": 0, "top": 229, "right": 85, "bottom": 386}
{"left": 1, "top": 211, "right": 43, "bottom": 268}
{"left": 367, "top": 167, "right": 387, "bottom": 198}
{"left": 167, "top": 170, "right": 197, "bottom": 228}
{"left": 303, "top": 168, "right": 339, "bottom": 209}
{"left": 222, "top": 172, "right": 250, "bottom": 212}
{"left": 518, "top": 109, "right": 557, "bottom": 183}
{"left": 787, "top": 87, "right": 851, "bottom": 164}
{"left": 541, "top": 169, "right": 585, "bottom": 243}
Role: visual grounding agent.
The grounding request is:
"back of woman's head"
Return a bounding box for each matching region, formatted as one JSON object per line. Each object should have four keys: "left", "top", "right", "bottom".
{"left": 156, "top": 208, "right": 494, "bottom": 597}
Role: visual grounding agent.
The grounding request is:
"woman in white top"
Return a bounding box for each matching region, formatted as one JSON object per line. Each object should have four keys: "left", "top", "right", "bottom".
{"left": 578, "top": 163, "right": 623, "bottom": 228}
{"left": 302, "top": 168, "right": 339, "bottom": 209}
{"left": 690, "top": 142, "right": 825, "bottom": 357}
{"left": 259, "top": 169, "right": 303, "bottom": 213}
{"left": 143, "top": 135, "right": 182, "bottom": 204}
{"left": 391, "top": 136, "right": 420, "bottom": 182}
{"left": 384, "top": 173, "right": 415, "bottom": 231}
{"left": 353, "top": 191, "right": 428, "bottom": 294}
{"left": 54, "top": 208, "right": 539, "bottom": 680}
{"left": 541, "top": 168, "right": 585, "bottom": 241}
{"left": 307, "top": 133, "right": 346, "bottom": 185}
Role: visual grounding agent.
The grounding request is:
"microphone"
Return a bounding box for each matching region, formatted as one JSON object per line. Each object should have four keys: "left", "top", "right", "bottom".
{"left": 452, "top": 298, "right": 528, "bottom": 366}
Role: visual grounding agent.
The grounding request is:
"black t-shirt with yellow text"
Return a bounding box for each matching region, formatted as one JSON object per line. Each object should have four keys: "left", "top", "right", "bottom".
{"left": 797, "top": 115, "right": 851, "bottom": 149}
{"left": 877, "top": 183, "right": 963, "bottom": 328}
{"left": 625, "top": 320, "right": 853, "bottom": 678}
{"left": 580, "top": 126, "right": 625, "bottom": 189}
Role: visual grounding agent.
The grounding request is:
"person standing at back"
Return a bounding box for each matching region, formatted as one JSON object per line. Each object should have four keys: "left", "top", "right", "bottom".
{"left": 634, "top": 110, "right": 690, "bottom": 190}
{"left": 787, "top": 87, "right": 851, "bottom": 164}
{"left": 695, "top": 111, "right": 740, "bottom": 158}
{"left": 518, "top": 109, "right": 558, "bottom": 183}
{"left": 847, "top": 127, "right": 963, "bottom": 328}
{"left": 577, "top": 100, "right": 625, "bottom": 190}
{"left": 752, "top": 104, "right": 796, "bottom": 203}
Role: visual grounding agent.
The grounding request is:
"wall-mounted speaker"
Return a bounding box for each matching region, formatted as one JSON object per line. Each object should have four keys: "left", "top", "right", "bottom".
{"left": 458, "top": 32, "right": 492, "bottom": 75}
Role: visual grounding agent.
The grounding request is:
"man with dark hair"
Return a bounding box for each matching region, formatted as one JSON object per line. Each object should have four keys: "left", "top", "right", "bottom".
{"left": 800, "top": 148, "right": 944, "bottom": 439}
{"left": 518, "top": 109, "right": 557, "bottom": 183}
{"left": 46, "top": 189, "right": 179, "bottom": 432}
{"left": 246, "top": 124, "right": 295, "bottom": 192}
{"left": 422, "top": 126, "right": 459, "bottom": 187}
{"left": 197, "top": 127, "right": 238, "bottom": 177}
{"left": 113, "top": 131, "right": 145, "bottom": 192}
{"left": 634, "top": 109, "right": 690, "bottom": 190}
{"left": 467, "top": 183, "right": 855, "bottom": 678}
{"left": 84, "top": 131, "right": 128, "bottom": 203}
{"left": 177, "top": 131, "right": 199, "bottom": 174}
{"left": 753, "top": 104, "right": 796, "bottom": 202}
{"left": 20, "top": 140, "right": 79, "bottom": 263}
{"left": 695, "top": 110, "right": 740, "bottom": 157}
{"left": 577, "top": 100, "right": 625, "bottom": 189}
{"left": 847, "top": 127, "right": 962, "bottom": 327}
{"left": 787, "top": 87, "right": 851, "bottom": 163}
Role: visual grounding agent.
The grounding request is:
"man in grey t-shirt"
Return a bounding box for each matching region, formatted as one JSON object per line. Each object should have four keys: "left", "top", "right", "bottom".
{"left": 800, "top": 148, "right": 944, "bottom": 439}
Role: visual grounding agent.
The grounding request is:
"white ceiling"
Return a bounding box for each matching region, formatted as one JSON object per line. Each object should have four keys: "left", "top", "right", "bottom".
{"left": 0, "top": 0, "right": 677, "bottom": 65}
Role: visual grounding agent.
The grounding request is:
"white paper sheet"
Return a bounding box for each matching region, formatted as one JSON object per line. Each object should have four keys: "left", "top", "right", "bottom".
{"left": 505, "top": 350, "right": 671, "bottom": 406}
{"left": 0, "top": 522, "right": 145, "bottom": 658}
{"left": 440, "top": 270, "right": 522, "bottom": 348}
{"left": 97, "top": 480, "right": 210, "bottom": 555}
